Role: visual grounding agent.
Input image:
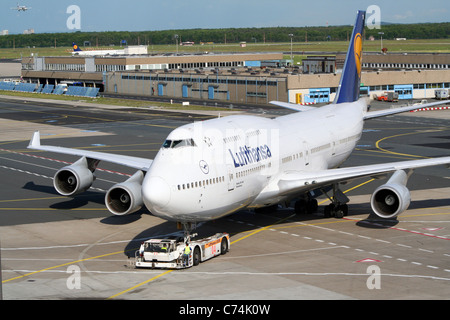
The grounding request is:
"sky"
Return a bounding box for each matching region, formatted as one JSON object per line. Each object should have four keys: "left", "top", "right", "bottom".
{"left": 1, "top": 0, "right": 449, "bottom": 35}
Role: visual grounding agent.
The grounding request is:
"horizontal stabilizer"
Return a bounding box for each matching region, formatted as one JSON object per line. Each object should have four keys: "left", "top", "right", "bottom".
{"left": 269, "top": 101, "right": 317, "bottom": 112}
{"left": 364, "top": 101, "right": 449, "bottom": 120}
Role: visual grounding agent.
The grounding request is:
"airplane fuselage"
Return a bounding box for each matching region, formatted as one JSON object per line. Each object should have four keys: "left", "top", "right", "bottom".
{"left": 143, "top": 99, "right": 366, "bottom": 223}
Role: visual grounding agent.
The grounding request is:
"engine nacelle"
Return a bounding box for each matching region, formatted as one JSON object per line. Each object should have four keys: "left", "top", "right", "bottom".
{"left": 105, "top": 171, "right": 144, "bottom": 216}
{"left": 370, "top": 170, "right": 411, "bottom": 219}
{"left": 54, "top": 157, "right": 95, "bottom": 196}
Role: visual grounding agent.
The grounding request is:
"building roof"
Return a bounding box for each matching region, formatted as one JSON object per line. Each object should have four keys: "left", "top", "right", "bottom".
{"left": 22, "top": 52, "right": 283, "bottom": 66}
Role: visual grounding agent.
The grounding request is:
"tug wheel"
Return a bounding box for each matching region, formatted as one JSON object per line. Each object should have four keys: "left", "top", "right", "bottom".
{"left": 193, "top": 246, "right": 201, "bottom": 266}
{"left": 221, "top": 237, "right": 228, "bottom": 255}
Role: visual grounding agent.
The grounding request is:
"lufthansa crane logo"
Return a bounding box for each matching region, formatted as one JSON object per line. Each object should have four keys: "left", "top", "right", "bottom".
{"left": 199, "top": 160, "right": 209, "bottom": 174}
{"left": 354, "top": 33, "right": 362, "bottom": 78}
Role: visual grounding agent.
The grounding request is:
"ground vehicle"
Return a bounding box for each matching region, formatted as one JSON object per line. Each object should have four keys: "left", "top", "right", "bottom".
{"left": 135, "top": 233, "right": 229, "bottom": 269}
{"left": 435, "top": 89, "right": 449, "bottom": 100}
{"left": 375, "top": 91, "right": 398, "bottom": 102}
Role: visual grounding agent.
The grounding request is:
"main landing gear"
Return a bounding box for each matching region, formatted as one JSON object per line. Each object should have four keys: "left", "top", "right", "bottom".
{"left": 294, "top": 197, "right": 318, "bottom": 215}
{"left": 323, "top": 203, "right": 348, "bottom": 218}
{"left": 294, "top": 184, "right": 350, "bottom": 219}
{"left": 322, "top": 184, "right": 350, "bottom": 218}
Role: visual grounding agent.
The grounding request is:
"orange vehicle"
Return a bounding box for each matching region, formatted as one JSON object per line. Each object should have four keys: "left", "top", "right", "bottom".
{"left": 376, "top": 91, "right": 398, "bottom": 102}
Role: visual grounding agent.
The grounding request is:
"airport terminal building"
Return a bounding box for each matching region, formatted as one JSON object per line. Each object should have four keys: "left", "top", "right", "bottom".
{"left": 20, "top": 52, "right": 284, "bottom": 89}
{"left": 19, "top": 52, "right": 450, "bottom": 105}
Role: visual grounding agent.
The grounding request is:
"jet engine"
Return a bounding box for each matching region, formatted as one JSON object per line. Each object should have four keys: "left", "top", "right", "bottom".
{"left": 370, "top": 170, "right": 411, "bottom": 219}
{"left": 105, "top": 171, "right": 144, "bottom": 215}
{"left": 54, "top": 157, "right": 96, "bottom": 196}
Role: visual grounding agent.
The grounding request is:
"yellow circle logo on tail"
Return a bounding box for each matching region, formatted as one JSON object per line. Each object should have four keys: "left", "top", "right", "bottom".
{"left": 73, "top": 45, "right": 78, "bottom": 50}
{"left": 354, "top": 33, "right": 362, "bottom": 77}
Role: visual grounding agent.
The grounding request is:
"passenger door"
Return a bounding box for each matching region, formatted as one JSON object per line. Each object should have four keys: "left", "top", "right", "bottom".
{"left": 227, "top": 165, "right": 235, "bottom": 191}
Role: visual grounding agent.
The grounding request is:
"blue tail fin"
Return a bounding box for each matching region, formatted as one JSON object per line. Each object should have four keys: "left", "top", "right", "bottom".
{"left": 334, "top": 10, "right": 365, "bottom": 104}
{"left": 72, "top": 42, "right": 82, "bottom": 52}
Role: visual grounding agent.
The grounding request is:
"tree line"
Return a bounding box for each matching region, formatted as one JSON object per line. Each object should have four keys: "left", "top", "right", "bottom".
{"left": 0, "top": 22, "right": 448, "bottom": 48}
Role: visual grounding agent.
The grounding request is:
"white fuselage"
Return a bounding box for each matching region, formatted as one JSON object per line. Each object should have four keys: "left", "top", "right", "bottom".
{"left": 72, "top": 49, "right": 125, "bottom": 56}
{"left": 143, "top": 100, "right": 366, "bottom": 223}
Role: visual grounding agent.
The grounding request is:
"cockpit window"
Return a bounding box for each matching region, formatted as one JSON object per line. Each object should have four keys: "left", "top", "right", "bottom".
{"left": 162, "top": 138, "right": 196, "bottom": 149}
{"left": 162, "top": 140, "right": 172, "bottom": 148}
{"left": 171, "top": 140, "right": 183, "bottom": 148}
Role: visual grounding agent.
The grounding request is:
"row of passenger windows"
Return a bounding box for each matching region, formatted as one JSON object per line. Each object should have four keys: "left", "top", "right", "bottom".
{"left": 339, "top": 133, "right": 361, "bottom": 145}
{"left": 223, "top": 130, "right": 261, "bottom": 144}
{"left": 236, "top": 164, "right": 267, "bottom": 178}
{"left": 177, "top": 176, "right": 225, "bottom": 191}
{"left": 282, "top": 152, "right": 304, "bottom": 164}
{"left": 223, "top": 135, "right": 241, "bottom": 144}
{"left": 282, "top": 134, "right": 361, "bottom": 165}
{"left": 246, "top": 129, "right": 261, "bottom": 137}
{"left": 311, "top": 143, "right": 331, "bottom": 154}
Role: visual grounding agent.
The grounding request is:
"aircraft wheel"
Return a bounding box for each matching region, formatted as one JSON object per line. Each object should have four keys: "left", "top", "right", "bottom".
{"left": 307, "top": 199, "right": 318, "bottom": 213}
{"left": 335, "top": 207, "right": 344, "bottom": 219}
{"left": 334, "top": 204, "right": 348, "bottom": 219}
{"left": 341, "top": 204, "right": 348, "bottom": 216}
{"left": 324, "top": 204, "right": 335, "bottom": 217}
{"left": 294, "top": 200, "right": 307, "bottom": 214}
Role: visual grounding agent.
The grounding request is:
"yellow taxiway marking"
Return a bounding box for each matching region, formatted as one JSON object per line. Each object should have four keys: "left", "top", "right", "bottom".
{"left": 230, "top": 214, "right": 296, "bottom": 245}
{"left": 375, "top": 129, "right": 445, "bottom": 159}
{"left": 106, "top": 270, "right": 173, "bottom": 300}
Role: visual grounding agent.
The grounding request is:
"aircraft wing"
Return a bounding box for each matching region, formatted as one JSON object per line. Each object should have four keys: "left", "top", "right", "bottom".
{"left": 269, "top": 101, "right": 317, "bottom": 112}
{"left": 272, "top": 100, "right": 449, "bottom": 117}
{"left": 27, "top": 131, "right": 152, "bottom": 171}
{"left": 364, "top": 100, "right": 449, "bottom": 120}
{"left": 278, "top": 156, "right": 450, "bottom": 195}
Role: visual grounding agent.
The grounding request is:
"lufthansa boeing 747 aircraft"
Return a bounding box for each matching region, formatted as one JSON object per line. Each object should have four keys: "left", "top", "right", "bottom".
{"left": 71, "top": 42, "right": 124, "bottom": 56}
{"left": 28, "top": 11, "right": 450, "bottom": 235}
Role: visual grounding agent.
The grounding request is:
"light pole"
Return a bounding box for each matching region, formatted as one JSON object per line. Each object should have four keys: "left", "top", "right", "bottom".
{"left": 174, "top": 34, "right": 179, "bottom": 55}
{"left": 289, "top": 34, "right": 294, "bottom": 65}
{"left": 378, "top": 32, "right": 384, "bottom": 52}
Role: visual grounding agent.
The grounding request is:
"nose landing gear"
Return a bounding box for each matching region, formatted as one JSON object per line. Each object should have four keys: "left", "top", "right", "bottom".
{"left": 177, "top": 221, "right": 197, "bottom": 243}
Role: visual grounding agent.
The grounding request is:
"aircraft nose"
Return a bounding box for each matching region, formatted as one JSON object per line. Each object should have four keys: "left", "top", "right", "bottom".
{"left": 142, "top": 176, "right": 171, "bottom": 213}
